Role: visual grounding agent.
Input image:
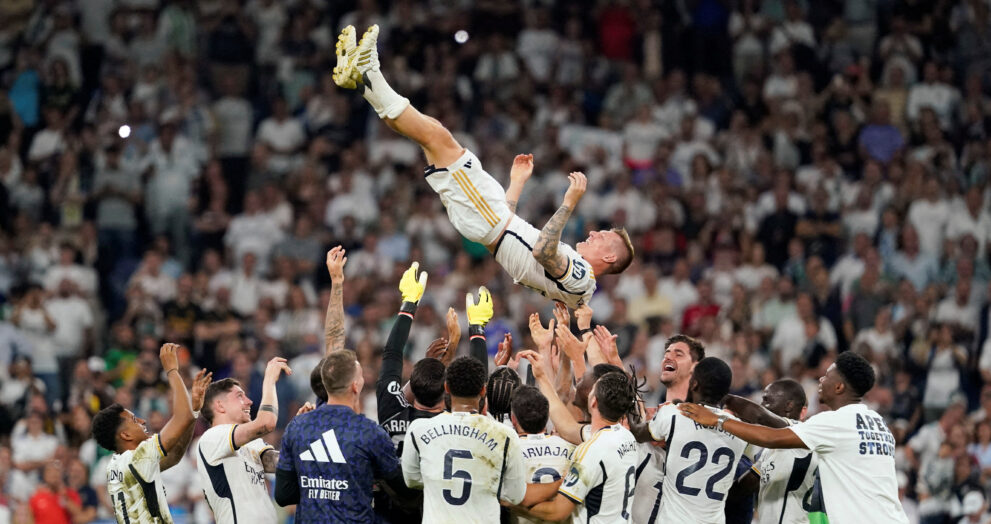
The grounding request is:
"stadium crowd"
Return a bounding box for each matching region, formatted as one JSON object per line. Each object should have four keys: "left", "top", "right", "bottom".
{"left": 0, "top": 0, "right": 990, "bottom": 522}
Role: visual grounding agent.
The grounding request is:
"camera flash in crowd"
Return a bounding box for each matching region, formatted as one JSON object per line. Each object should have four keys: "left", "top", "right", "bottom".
{"left": 118, "top": 125, "right": 131, "bottom": 139}
{"left": 454, "top": 30, "right": 469, "bottom": 44}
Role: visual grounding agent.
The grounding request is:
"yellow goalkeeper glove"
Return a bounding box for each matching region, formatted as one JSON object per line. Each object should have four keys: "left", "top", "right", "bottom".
{"left": 399, "top": 262, "right": 428, "bottom": 303}
{"left": 466, "top": 286, "right": 493, "bottom": 326}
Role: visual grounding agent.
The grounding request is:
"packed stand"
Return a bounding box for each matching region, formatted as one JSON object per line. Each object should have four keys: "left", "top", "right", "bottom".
{"left": 0, "top": 0, "right": 989, "bottom": 522}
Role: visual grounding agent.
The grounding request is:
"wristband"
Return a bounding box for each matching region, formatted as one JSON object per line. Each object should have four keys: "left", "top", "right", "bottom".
{"left": 166, "top": 368, "right": 180, "bottom": 376}
{"left": 468, "top": 325, "right": 485, "bottom": 338}
{"left": 399, "top": 301, "right": 418, "bottom": 317}
{"left": 578, "top": 327, "right": 593, "bottom": 336}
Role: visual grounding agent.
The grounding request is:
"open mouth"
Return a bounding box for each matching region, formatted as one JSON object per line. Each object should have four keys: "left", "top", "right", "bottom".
{"left": 663, "top": 362, "right": 676, "bottom": 373}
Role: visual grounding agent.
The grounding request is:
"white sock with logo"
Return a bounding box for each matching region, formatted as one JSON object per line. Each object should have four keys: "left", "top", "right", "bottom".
{"left": 361, "top": 70, "right": 409, "bottom": 120}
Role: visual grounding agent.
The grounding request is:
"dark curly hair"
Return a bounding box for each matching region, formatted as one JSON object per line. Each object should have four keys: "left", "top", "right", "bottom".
{"left": 594, "top": 372, "right": 637, "bottom": 423}
{"left": 512, "top": 385, "right": 549, "bottom": 434}
{"left": 411, "top": 358, "right": 446, "bottom": 406}
{"left": 690, "top": 357, "right": 732, "bottom": 405}
{"left": 487, "top": 366, "right": 522, "bottom": 422}
{"left": 446, "top": 356, "right": 487, "bottom": 398}
{"left": 665, "top": 334, "right": 705, "bottom": 362}
{"left": 835, "top": 351, "right": 876, "bottom": 397}
{"left": 91, "top": 403, "right": 126, "bottom": 452}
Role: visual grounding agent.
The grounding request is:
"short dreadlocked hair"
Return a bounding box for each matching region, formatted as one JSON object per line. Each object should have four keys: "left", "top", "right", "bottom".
{"left": 512, "top": 385, "right": 549, "bottom": 434}
{"left": 487, "top": 366, "right": 522, "bottom": 422}
{"left": 835, "top": 351, "right": 876, "bottom": 397}
{"left": 594, "top": 372, "right": 637, "bottom": 423}
{"left": 91, "top": 404, "right": 126, "bottom": 452}
{"left": 446, "top": 356, "right": 487, "bottom": 398}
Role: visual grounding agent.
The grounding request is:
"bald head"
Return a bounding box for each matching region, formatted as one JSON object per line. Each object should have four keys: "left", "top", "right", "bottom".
{"left": 761, "top": 379, "right": 807, "bottom": 420}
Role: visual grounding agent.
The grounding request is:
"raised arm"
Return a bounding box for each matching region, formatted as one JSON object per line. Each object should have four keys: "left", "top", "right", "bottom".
{"left": 232, "top": 357, "right": 291, "bottom": 448}
{"left": 157, "top": 343, "right": 196, "bottom": 454}
{"left": 161, "top": 368, "right": 211, "bottom": 471}
{"left": 383, "top": 262, "right": 427, "bottom": 405}
{"left": 722, "top": 394, "right": 791, "bottom": 428}
{"left": 519, "top": 351, "right": 584, "bottom": 445}
{"left": 505, "top": 153, "right": 533, "bottom": 214}
{"left": 324, "top": 246, "right": 347, "bottom": 355}
{"left": 466, "top": 286, "right": 494, "bottom": 370}
{"left": 533, "top": 171, "right": 586, "bottom": 278}
{"left": 678, "top": 403, "right": 807, "bottom": 449}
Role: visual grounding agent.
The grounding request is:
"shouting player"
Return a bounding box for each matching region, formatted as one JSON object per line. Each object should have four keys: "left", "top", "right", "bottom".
{"left": 515, "top": 353, "right": 641, "bottom": 523}
{"left": 679, "top": 351, "right": 909, "bottom": 524}
{"left": 333, "top": 25, "right": 634, "bottom": 307}
{"left": 196, "top": 356, "right": 294, "bottom": 524}
{"left": 402, "top": 356, "right": 527, "bottom": 522}
{"left": 632, "top": 357, "right": 747, "bottom": 523}
{"left": 722, "top": 379, "right": 817, "bottom": 524}
{"left": 92, "top": 343, "right": 210, "bottom": 524}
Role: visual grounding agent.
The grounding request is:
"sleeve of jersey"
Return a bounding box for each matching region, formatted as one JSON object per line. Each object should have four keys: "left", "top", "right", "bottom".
{"left": 199, "top": 424, "right": 239, "bottom": 465}
{"left": 276, "top": 422, "right": 296, "bottom": 472}
{"left": 377, "top": 313, "right": 413, "bottom": 421}
{"left": 243, "top": 436, "right": 276, "bottom": 463}
{"left": 499, "top": 434, "right": 526, "bottom": 505}
{"left": 551, "top": 255, "right": 594, "bottom": 295}
{"left": 647, "top": 404, "right": 676, "bottom": 442}
{"left": 558, "top": 444, "right": 601, "bottom": 504}
{"left": 401, "top": 425, "right": 422, "bottom": 488}
{"left": 788, "top": 411, "right": 842, "bottom": 455}
{"left": 130, "top": 434, "right": 166, "bottom": 482}
{"left": 370, "top": 424, "right": 402, "bottom": 478}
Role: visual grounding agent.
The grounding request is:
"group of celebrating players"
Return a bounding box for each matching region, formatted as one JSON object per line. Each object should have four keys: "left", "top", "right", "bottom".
{"left": 89, "top": 25, "right": 910, "bottom": 524}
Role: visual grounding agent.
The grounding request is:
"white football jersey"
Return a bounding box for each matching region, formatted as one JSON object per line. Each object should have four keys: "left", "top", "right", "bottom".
{"left": 630, "top": 442, "right": 666, "bottom": 524}
{"left": 648, "top": 403, "right": 748, "bottom": 524}
{"left": 403, "top": 411, "right": 526, "bottom": 523}
{"left": 754, "top": 419, "right": 818, "bottom": 524}
{"left": 559, "top": 424, "right": 640, "bottom": 524}
{"left": 515, "top": 433, "right": 575, "bottom": 524}
{"left": 789, "top": 403, "right": 909, "bottom": 524}
{"left": 106, "top": 434, "right": 173, "bottom": 524}
{"left": 196, "top": 424, "right": 278, "bottom": 524}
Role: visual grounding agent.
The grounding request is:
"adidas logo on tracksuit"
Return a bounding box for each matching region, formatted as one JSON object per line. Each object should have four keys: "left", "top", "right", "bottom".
{"left": 299, "top": 429, "right": 348, "bottom": 463}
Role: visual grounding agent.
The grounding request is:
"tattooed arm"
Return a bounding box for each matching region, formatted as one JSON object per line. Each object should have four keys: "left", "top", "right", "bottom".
{"left": 533, "top": 172, "right": 586, "bottom": 278}
{"left": 506, "top": 153, "right": 533, "bottom": 214}
{"left": 324, "top": 246, "right": 347, "bottom": 355}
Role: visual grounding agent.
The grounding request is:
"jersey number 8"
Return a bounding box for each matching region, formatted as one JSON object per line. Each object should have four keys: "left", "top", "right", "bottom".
{"left": 443, "top": 449, "right": 474, "bottom": 506}
{"left": 674, "top": 441, "right": 736, "bottom": 501}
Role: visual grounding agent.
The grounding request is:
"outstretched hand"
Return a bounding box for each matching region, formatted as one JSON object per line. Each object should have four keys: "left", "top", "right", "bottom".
{"left": 518, "top": 350, "right": 546, "bottom": 380}
{"left": 190, "top": 369, "right": 213, "bottom": 411}
{"left": 528, "top": 313, "right": 555, "bottom": 350}
{"left": 593, "top": 325, "right": 620, "bottom": 365}
{"left": 466, "top": 286, "right": 493, "bottom": 326}
{"left": 263, "top": 357, "right": 292, "bottom": 384}
{"left": 510, "top": 154, "right": 534, "bottom": 183}
{"left": 399, "top": 262, "right": 429, "bottom": 303}
{"left": 563, "top": 171, "right": 587, "bottom": 208}
{"left": 425, "top": 337, "right": 450, "bottom": 361}
{"left": 326, "top": 246, "right": 347, "bottom": 280}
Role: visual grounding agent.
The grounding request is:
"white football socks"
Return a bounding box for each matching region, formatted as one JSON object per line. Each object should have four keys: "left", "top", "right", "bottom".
{"left": 361, "top": 70, "right": 410, "bottom": 120}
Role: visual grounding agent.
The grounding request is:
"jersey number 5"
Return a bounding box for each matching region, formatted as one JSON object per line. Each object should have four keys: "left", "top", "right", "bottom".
{"left": 674, "top": 441, "right": 736, "bottom": 501}
{"left": 443, "top": 449, "right": 474, "bottom": 506}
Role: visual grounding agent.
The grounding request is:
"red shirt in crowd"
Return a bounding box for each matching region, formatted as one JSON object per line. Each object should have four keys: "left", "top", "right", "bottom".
{"left": 29, "top": 486, "right": 81, "bottom": 524}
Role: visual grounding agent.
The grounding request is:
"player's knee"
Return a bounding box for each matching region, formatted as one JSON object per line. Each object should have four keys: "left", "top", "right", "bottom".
{"left": 425, "top": 125, "right": 463, "bottom": 167}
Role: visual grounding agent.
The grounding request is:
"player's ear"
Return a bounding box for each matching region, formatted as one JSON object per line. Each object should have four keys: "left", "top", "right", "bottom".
{"left": 799, "top": 405, "right": 808, "bottom": 421}
{"left": 602, "top": 253, "right": 617, "bottom": 264}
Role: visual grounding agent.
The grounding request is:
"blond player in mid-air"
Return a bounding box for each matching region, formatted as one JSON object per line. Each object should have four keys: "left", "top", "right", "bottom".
{"left": 332, "top": 25, "right": 634, "bottom": 308}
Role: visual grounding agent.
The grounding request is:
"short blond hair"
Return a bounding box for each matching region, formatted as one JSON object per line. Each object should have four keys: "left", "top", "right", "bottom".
{"left": 609, "top": 228, "right": 635, "bottom": 274}
{"left": 322, "top": 350, "right": 358, "bottom": 396}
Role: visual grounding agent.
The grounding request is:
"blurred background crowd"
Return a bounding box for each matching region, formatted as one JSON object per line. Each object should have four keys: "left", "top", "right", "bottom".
{"left": 0, "top": 0, "right": 990, "bottom": 522}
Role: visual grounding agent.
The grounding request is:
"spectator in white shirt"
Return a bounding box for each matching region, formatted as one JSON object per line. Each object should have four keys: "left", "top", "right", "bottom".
{"left": 45, "top": 278, "right": 93, "bottom": 366}
{"left": 907, "top": 176, "right": 951, "bottom": 257}
{"left": 230, "top": 252, "right": 263, "bottom": 317}
{"left": 907, "top": 61, "right": 961, "bottom": 129}
{"left": 831, "top": 232, "right": 870, "bottom": 298}
{"left": 143, "top": 119, "right": 200, "bottom": 265}
{"left": 947, "top": 187, "right": 991, "bottom": 255}
{"left": 623, "top": 104, "right": 670, "bottom": 168}
{"left": 224, "top": 191, "right": 285, "bottom": 271}
{"left": 853, "top": 306, "right": 898, "bottom": 367}
{"left": 9, "top": 411, "right": 58, "bottom": 502}
{"left": 10, "top": 286, "right": 59, "bottom": 407}
{"left": 128, "top": 250, "right": 177, "bottom": 303}
{"left": 934, "top": 278, "right": 979, "bottom": 339}
{"left": 516, "top": 9, "right": 558, "bottom": 84}
{"left": 735, "top": 243, "right": 779, "bottom": 290}
{"left": 42, "top": 243, "right": 97, "bottom": 297}
{"left": 658, "top": 258, "right": 699, "bottom": 327}
{"left": 770, "top": 292, "right": 837, "bottom": 370}
{"left": 255, "top": 96, "right": 305, "bottom": 175}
